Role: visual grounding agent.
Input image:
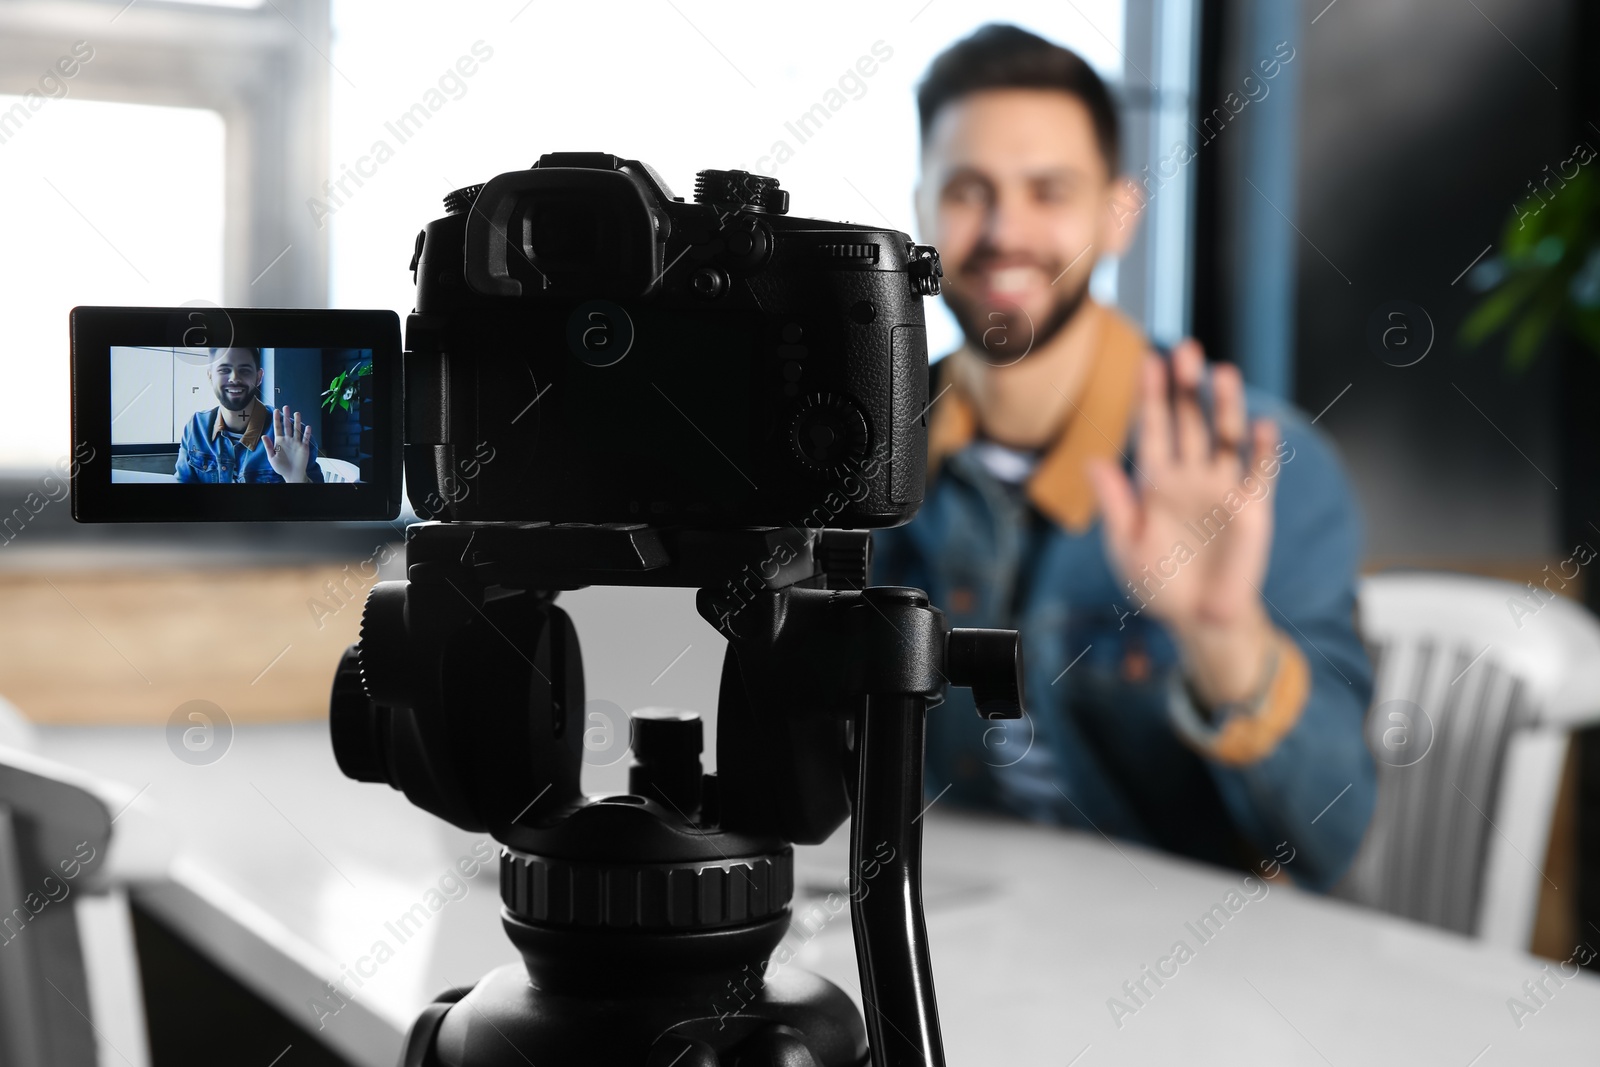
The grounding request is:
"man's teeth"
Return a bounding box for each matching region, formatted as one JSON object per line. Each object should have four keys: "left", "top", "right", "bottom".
{"left": 989, "top": 266, "right": 1042, "bottom": 294}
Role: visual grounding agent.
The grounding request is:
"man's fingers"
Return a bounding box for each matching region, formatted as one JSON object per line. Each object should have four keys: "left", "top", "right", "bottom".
{"left": 1137, "top": 354, "right": 1171, "bottom": 475}
{"left": 263, "top": 435, "right": 275, "bottom": 458}
{"left": 301, "top": 422, "right": 312, "bottom": 445}
{"left": 1248, "top": 418, "right": 1280, "bottom": 484}
{"left": 1087, "top": 456, "right": 1140, "bottom": 549}
{"left": 1171, "top": 339, "right": 1208, "bottom": 466}
{"left": 1211, "top": 360, "right": 1247, "bottom": 464}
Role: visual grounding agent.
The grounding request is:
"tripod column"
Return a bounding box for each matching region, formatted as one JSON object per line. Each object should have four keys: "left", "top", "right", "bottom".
{"left": 850, "top": 690, "right": 944, "bottom": 1067}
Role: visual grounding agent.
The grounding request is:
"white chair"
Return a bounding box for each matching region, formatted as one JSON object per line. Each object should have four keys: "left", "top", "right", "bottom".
{"left": 1335, "top": 571, "right": 1600, "bottom": 949}
{"left": 315, "top": 456, "right": 361, "bottom": 483}
{"left": 0, "top": 735, "right": 163, "bottom": 1065}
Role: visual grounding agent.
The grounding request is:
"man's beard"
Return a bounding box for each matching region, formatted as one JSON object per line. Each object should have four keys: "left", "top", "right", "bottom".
{"left": 214, "top": 381, "right": 254, "bottom": 412}
{"left": 942, "top": 271, "right": 1091, "bottom": 367}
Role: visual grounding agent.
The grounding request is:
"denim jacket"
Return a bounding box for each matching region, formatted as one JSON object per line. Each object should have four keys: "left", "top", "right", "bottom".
{"left": 871, "top": 304, "right": 1375, "bottom": 891}
{"left": 174, "top": 401, "right": 324, "bottom": 484}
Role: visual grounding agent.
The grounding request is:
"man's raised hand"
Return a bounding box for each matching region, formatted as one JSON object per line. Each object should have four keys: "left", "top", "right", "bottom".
{"left": 1085, "top": 340, "right": 1282, "bottom": 706}
{"left": 264, "top": 405, "right": 314, "bottom": 484}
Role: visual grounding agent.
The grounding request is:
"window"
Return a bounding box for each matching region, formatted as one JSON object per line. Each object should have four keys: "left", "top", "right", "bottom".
{"left": 0, "top": 0, "right": 331, "bottom": 468}
{"left": 0, "top": 99, "right": 225, "bottom": 468}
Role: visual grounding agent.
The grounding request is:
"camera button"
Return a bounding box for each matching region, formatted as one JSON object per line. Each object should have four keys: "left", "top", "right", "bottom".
{"left": 689, "top": 267, "right": 727, "bottom": 299}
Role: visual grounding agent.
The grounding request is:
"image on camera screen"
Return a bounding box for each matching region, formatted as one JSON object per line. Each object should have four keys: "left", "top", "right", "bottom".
{"left": 109, "top": 345, "right": 373, "bottom": 486}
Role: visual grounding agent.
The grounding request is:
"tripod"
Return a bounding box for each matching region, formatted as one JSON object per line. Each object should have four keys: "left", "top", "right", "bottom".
{"left": 330, "top": 521, "right": 1023, "bottom": 1066}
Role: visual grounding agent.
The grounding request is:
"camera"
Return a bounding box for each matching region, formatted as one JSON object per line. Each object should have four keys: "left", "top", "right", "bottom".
{"left": 68, "top": 154, "right": 1014, "bottom": 1067}
{"left": 71, "top": 152, "right": 944, "bottom": 527}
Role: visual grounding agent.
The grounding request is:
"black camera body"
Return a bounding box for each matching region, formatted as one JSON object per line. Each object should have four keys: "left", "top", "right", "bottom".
{"left": 405, "top": 152, "right": 942, "bottom": 528}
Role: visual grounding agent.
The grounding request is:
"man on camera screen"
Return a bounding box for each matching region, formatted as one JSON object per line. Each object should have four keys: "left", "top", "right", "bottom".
{"left": 872, "top": 25, "right": 1374, "bottom": 892}
{"left": 175, "top": 346, "right": 326, "bottom": 485}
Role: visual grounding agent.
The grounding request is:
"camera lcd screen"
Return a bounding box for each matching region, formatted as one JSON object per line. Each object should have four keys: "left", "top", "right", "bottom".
{"left": 72, "top": 307, "right": 401, "bottom": 522}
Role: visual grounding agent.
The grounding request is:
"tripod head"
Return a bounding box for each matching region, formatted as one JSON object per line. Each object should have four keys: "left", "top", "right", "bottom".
{"left": 330, "top": 520, "right": 1023, "bottom": 1066}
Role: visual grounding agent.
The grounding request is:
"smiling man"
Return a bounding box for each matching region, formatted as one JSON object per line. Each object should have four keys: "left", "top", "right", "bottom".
{"left": 872, "top": 24, "right": 1375, "bottom": 891}
{"left": 175, "top": 347, "right": 324, "bottom": 484}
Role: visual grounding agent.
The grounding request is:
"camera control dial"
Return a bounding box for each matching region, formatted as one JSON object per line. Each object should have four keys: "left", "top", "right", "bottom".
{"left": 786, "top": 392, "right": 870, "bottom": 479}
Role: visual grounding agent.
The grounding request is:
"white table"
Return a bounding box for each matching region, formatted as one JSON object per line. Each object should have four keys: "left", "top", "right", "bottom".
{"left": 38, "top": 721, "right": 1600, "bottom": 1067}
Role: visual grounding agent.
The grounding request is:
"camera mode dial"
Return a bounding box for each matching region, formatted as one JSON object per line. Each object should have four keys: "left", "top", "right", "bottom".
{"left": 693, "top": 169, "right": 789, "bottom": 215}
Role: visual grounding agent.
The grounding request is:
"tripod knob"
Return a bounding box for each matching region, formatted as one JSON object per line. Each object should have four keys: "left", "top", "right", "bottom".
{"left": 945, "top": 627, "right": 1025, "bottom": 719}
{"left": 628, "top": 709, "right": 703, "bottom": 813}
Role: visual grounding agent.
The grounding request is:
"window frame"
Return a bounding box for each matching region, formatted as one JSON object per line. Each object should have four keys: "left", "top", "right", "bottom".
{"left": 0, "top": 0, "right": 332, "bottom": 310}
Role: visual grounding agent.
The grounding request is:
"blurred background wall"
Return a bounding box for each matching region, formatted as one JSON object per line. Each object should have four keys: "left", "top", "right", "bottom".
{"left": 1196, "top": 0, "right": 1597, "bottom": 960}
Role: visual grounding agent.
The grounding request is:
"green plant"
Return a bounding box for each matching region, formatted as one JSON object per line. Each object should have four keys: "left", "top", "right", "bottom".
{"left": 321, "top": 360, "right": 372, "bottom": 413}
{"left": 1462, "top": 165, "right": 1600, "bottom": 369}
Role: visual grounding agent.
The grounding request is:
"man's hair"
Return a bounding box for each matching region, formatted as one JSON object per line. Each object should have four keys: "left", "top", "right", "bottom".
{"left": 916, "top": 23, "right": 1120, "bottom": 173}
{"left": 209, "top": 346, "right": 260, "bottom": 370}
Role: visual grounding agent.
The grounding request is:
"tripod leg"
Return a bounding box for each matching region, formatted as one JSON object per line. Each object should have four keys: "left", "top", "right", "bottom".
{"left": 848, "top": 694, "right": 944, "bottom": 1067}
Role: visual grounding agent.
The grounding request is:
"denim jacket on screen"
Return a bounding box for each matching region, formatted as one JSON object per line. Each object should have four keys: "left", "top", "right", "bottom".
{"left": 871, "top": 304, "right": 1375, "bottom": 892}
{"left": 174, "top": 401, "right": 324, "bottom": 484}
